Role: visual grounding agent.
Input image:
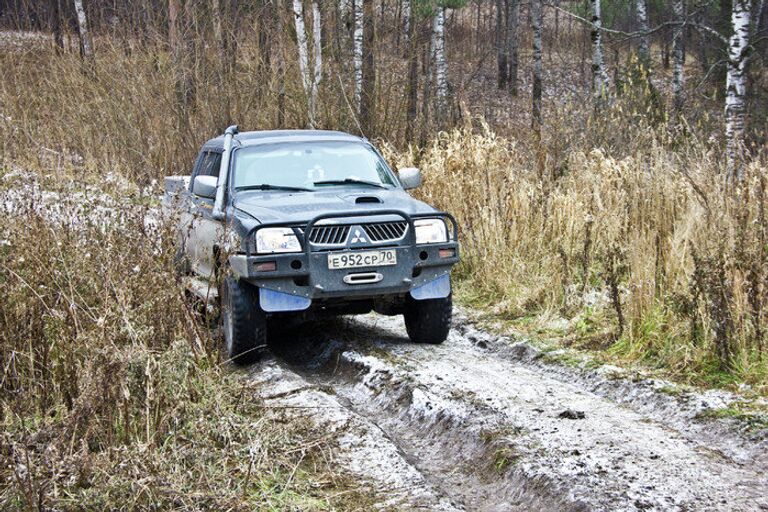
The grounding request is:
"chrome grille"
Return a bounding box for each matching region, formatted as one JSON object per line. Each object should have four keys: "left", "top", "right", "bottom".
{"left": 308, "top": 225, "right": 350, "bottom": 245}
{"left": 363, "top": 221, "right": 408, "bottom": 242}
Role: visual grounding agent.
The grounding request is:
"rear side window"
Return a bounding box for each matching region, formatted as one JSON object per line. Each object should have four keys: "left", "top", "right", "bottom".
{"left": 198, "top": 151, "right": 222, "bottom": 178}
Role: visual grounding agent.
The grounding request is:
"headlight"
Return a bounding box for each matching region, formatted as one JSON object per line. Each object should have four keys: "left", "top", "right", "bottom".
{"left": 414, "top": 218, "right": 448, "bottom": 244}
{"left": 255, "top": 227, "right": 302, "bottom": 253}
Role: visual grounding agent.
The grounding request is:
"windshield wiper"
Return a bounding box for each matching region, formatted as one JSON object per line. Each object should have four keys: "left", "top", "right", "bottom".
{"left": 313, "top": 179, "right": 389, "bottom": 189}
{"left": 236, "top": 184, "right": 313, "bottom": 192}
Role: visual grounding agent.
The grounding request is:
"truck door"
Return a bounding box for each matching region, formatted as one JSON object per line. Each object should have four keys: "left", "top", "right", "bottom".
{"left": 185, "top": 150, "right": 224, "bottom": 280}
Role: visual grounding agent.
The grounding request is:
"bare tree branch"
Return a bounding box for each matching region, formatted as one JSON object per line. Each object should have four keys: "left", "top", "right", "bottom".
{"left": 546, "top": 2, "right": 729, "bottom": 45}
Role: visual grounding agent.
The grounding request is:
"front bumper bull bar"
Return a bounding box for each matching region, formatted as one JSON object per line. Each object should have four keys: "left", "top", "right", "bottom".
{"left": 229, "top": 209, "right": 459, "bottom": 311}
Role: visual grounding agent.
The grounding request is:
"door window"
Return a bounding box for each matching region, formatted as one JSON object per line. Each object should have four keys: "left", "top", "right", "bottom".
{"left": 198, "top": 151, "right": 222, "bottom": 178}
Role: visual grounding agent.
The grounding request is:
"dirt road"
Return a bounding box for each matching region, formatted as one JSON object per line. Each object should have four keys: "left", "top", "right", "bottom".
{"left": 247, "top": 311, "right": 768, "bottom": 512}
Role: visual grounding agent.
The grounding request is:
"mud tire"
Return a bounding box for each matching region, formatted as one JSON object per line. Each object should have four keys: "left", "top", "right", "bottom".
{"left": 403, "top": 295, "right": 452, "bottom": 344}
{"left": 220, "top": 276, "right": 267, "bottom": 365}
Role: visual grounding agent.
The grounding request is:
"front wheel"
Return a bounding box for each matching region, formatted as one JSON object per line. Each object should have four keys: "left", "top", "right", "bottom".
{"left": 403, "top": 294, "right": 452, "bottom": 344}
{"left": 220, "top": 276, "right": 267, "bottom": 365}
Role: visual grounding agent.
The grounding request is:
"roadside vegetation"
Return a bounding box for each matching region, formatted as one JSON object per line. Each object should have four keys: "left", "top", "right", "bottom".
{"left": 2, "top": 0, "right": 768, "bottom": 506}
{"left": 0, "top": 170, "right": 370, "bottom": 509}
{"left": 391, "top": 125, "right": 768, "bottom": 393}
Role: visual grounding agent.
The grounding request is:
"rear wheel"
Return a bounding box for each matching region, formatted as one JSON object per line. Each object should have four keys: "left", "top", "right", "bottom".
{"left": 403, "top": 294, "right": 452, "bottom": 344}
{"left": 220, "top": 275, "right": 267, "bottom": 365}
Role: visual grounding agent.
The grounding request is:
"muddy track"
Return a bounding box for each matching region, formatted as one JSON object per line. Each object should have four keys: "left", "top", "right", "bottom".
{"left": 245, "top": 312, "right": 768, "bottom": 511}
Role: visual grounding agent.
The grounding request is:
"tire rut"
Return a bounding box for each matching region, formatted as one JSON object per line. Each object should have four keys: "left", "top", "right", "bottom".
{"left": 256, "top": 313, "right": 768, "bottom": 511}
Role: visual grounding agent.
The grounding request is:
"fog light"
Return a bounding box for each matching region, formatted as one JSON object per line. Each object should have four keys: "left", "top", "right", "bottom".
{"left": 255, "top": 261, "right": 277, "bottom": 272}
{"left": 438, "top": 249, "right": 455, "bottom": 259}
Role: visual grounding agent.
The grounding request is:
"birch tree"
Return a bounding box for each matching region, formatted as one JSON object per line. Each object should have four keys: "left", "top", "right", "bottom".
{"left": 340, "top": 0, "right": 352, "bottom": 18}
{"left": 402, "top": 0, "right": 411, "bottom": 52}
{"left": 353, "top": 0, "right": 364, "bottom": 111}
{"left": 293, "top": 0, "right": 323, "bottom": 126}
{"left": 590, "top": 0, "right": 609, "bottom": 104}
{"left": 73, "top": 0, "right": 93, "bottom": 59}
{"left": 311, "top": 0, "right": 323, "bottom": 121}
{"left": 360, "top": 0, "right": 376, "bottom": 132}
{"left": 636, "top": 0, "right": 650, "bottom": 69}
{"left": 672, "top": 0, "right": 685, "bottom": 115}
{"left": 293, "top": 0, "right": 311, "bottom": 107}
{"left": 725, "top": 0, "right": 753, "bottom": 180}
{"left": 432, "top": 4, "right": 449, "bottom": 122}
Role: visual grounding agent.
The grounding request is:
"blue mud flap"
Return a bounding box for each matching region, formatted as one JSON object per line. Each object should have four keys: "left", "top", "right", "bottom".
{"left": 410, "top": 274, "right": 451, "bottom": 300}
{"left": 259, "top": 288, "right": 312, "bottom": 312}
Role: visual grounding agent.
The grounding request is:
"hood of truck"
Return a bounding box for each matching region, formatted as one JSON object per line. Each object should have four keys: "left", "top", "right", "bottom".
{"left": 232, "top": 188, "right": 437, "bottom": 224}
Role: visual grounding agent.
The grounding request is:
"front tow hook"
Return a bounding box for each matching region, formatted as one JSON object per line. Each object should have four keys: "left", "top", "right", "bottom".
{"left": 343, "top": 272, "right": 384, "bottom": 285}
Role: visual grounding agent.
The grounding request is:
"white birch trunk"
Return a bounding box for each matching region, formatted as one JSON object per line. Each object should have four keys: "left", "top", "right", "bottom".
{"left": 636, "top": 0, "right": 650, "bottom": 68}
{"left": 672, "top": 0, "right": 685, "bottom": 114}
{"left": 590, "top": 0, "right": 609, "bottom": 103}
{"left": 725, "top": 0, "right": 752, "bottom": 180}
{"left": 311, "top": 0, "right": 322, "bottom": 124}
{"left": 432, "top": 6, "right": 448, "bottom": 119}
{"left": 340, "top": 0, "right": 352, "bottom": 17}
{"left": 402, "top": 0, "right": 411, "bottom": 47}
{"left": 353, "top": 0, "right": 364, "bottom": 112}
{"left": 293, "top": 0, "right": 314, "bottom": 123}
{"left": 73, "top": 0, "right": 93, "bottom": 58}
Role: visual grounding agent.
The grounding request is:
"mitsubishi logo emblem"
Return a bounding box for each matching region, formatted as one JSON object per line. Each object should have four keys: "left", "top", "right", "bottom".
{"left": 351, "top": 229, "right": 367, "bottom": 244}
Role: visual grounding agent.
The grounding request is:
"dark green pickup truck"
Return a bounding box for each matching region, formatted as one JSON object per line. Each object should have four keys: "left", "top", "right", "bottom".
{"left": 165, "top": 126, "right": 459, "bottom": 364}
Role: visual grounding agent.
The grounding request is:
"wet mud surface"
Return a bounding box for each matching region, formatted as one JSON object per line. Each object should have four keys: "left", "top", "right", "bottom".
{"left": 246, "top": 312, "right": 768, "bottom": 511}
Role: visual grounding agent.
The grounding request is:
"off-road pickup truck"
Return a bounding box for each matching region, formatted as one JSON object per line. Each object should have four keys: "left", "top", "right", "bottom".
{"left": 165, "top": 126, "right": 459, "bottom": 363}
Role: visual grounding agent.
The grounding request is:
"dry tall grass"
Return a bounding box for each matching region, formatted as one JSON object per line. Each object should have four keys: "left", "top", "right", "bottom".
{"left": 386, "top": 124, "right": 767, "bottom": 390}
{"left": 0, "top": 170, "right": 368, "bottom": 508}
{"left": 0, "top": 37, "right": 416, "bottom": 179}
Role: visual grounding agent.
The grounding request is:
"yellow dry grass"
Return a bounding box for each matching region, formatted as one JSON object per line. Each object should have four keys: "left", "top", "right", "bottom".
{"left": 385, "top": 125, "right": 767, "bottom": 390}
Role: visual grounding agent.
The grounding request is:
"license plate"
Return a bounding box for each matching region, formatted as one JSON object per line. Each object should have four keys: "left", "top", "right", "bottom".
{"left": 328, "top": 249, "right": 397, "bottom": 269}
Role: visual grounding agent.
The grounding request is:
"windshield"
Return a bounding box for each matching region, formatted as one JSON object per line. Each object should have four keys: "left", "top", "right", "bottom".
{"left": 232, "top": 141, "right": 397, "bottom": 191}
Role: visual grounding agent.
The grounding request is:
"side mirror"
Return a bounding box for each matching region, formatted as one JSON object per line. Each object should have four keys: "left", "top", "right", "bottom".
{"left": 193, "top": 175, "right": 218, "bottom": 199}
{"left": 398, "top": 167, "right": 422, "bottom": 190}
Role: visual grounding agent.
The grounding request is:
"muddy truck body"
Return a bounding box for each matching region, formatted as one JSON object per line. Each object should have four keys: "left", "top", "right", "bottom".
{"left": 165, "top": 127, "right": 459, "bottom": 363}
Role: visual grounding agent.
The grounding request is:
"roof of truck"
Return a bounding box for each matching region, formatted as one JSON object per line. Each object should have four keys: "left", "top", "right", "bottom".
{"left": 201, "top": 129, "right": 364, "bottom": 151}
